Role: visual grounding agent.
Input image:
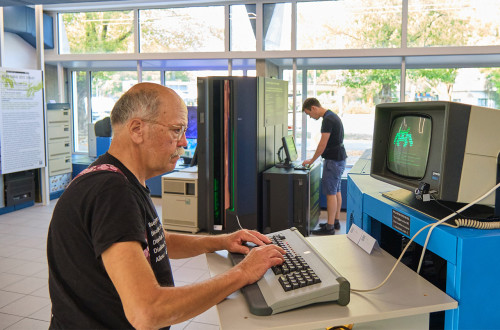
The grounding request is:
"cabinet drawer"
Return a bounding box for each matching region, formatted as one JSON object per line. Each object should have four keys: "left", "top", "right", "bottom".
{"left": 49, "top": 156, "right": 72, "bottom": 176}
{"left": 47, "top": 109, "right": 70, "bottom": 124}
{"left": 48, "top": 123, "right": 70, "bottom": 141}
{"left": 162, "top": 195, "right": 198, "bottom": 222}
{"left": 48, "top": 140, "right": 71, "bottom": 158}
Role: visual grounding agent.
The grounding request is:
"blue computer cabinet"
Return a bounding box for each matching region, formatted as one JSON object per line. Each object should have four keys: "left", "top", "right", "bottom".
{"left": 346, "top": 151, "right": 500, "bottom": 329}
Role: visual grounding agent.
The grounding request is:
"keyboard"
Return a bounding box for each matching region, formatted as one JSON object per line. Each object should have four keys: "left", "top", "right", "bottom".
{"left": 293, "top": 165, "right": 310, "bottom": 171}
{"left": 229, "top": 228, "right": 350, "bottom": 316}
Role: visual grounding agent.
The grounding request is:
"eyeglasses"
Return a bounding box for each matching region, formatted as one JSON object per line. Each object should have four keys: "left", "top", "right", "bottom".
{"left": 146, "top": 120, "right": 187, "bottom": 141}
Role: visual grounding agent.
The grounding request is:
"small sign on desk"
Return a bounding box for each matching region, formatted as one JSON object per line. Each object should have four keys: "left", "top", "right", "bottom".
{"left": 347, "top": 224, "right": 377, "bottom": 254}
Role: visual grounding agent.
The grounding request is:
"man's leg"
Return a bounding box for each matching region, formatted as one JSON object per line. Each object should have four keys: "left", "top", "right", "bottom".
{"left": 334, "top": 191, "right": 342, "bottom": 230}
{"left": 326, "top": 194, "right": 338, "bottom": 226}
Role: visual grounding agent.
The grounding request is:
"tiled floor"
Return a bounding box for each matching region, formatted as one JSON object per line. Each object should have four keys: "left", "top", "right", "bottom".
{"left": 0, "top": 197, "right": 345, "bottom": 330}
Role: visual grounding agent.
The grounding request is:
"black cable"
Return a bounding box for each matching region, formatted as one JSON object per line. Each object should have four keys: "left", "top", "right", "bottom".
{"left": 431, "top": 194, "right": 500, "bottom": 222}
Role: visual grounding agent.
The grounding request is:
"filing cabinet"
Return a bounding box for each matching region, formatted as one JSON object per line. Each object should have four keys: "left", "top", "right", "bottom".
{"left": 47, "top": 103, "right": 72, "bottom": 198}
{"left": 161, "top": 171, "right": 199, "bottom": 233}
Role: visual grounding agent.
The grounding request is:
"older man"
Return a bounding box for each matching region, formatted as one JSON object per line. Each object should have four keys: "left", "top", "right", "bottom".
{"left": 47, "top": 83, "right": 284, "bottom": 329}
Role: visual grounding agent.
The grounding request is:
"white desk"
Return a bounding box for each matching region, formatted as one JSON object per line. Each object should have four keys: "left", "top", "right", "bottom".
{"left": 206, "top": 235, "right": 457, "bottom": 330}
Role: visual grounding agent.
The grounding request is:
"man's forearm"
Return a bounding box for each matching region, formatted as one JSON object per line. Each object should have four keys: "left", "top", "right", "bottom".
{"left": 165, "top": 230, "right": 226, "bottom": 259}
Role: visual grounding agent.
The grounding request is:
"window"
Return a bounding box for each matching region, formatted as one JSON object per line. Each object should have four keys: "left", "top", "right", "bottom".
{"left": 282, "top": 69, "right": 304, "bottom": 157}
{"left": 73, "top": 71, "right": 137, "bottom": 153}
{"left": 230, "top": 5, "right": 257, "bottom": 51}
{"left": 408, "top": 0, "right": 500, "bottom": 47}
{"left": 91, "top": 71, "right": 138, "bottom": 123}
{"left": 406, "top": 67, "right": 499, "bottom": 108}
{"left": 72, "top": 71, "right": 89, "bottom": 153}
{"left": 140, "top": 6, "right": 224, "bottom": 52}
{"left": 304, "top": 69, "right": 401, "bottom": 166}
{"left": 263, "top": 3, "right": 291, "bottom": 51}
{"left": 165, "top": 69, "right": 231, "bottom": 106}
{"left": 142, "top": 71, "right": 161, "bottom": 84}
{"left": 59, "top": 11, "right": 134, "bottom": 54}
{"left": 297, "top": 0, "right": 402, "bottom": 50}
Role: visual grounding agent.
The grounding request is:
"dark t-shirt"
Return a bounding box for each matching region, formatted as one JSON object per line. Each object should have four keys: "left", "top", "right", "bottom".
{"left": 47, "top": 153, "right": 174, "bottom": 329}
{"left": 321, "top": 110, "right": 347, "bottom": 161}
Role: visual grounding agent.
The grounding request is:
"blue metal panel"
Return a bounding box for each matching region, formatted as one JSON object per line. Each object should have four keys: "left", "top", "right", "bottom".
{"left": 346, "top": 174, "right": 364, "bottom": 231}
{"left": 363, "top": 193, "right": 458, "bottom": 264}
{"left": 96, "top": 137, "right": 111, "bottom": 157}
{"left": 453, "top": 235, "right": 500, "bottom": 329}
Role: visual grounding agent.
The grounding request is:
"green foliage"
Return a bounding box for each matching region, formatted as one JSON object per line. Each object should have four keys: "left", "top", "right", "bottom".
{"left": 336, "top": 3, "right": 469, "bottom": 103}
{"left": 341, "top": 69, "right": 400, "bottom": 103}
{"left": 481, "top": 68, "right": 500, "bottom": 106}
{"left": 139, "top": 8, "right": 224, "bottom": 52}
{"left": 61, "top": 11, "right": 133, "bottom": 54}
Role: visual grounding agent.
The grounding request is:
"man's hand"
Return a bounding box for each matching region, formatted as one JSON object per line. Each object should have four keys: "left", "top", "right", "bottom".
{"left": 223, "top": 229, "right": 273, "bottom": 255}
{"left": 236, "top": 245, "right": 285, "bottom": 285}
{"left": 302, "top": 159, "right": 314, "bottom": 166}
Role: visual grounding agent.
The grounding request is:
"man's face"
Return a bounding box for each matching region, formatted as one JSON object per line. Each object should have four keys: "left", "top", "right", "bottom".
{"left": 304, "top": 106, "right": 320, "bottom": 120}
{"left": 144, "top": 97, "right": 188, "bottom": 174}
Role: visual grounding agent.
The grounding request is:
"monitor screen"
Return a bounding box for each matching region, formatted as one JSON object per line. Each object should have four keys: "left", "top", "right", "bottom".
{"left": 387, "top": 115, "right": 432, "bottom": 179}
{"left": 283, "top": 135, "right": 298, "bottom": 163}
{"left": 186, "top": 106, "right": 197, "bottom": 139}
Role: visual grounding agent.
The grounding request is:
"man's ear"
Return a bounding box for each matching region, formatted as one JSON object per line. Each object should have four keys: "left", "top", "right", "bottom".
{"left": 128, "top": 118, "right": 145, "bottom": 144}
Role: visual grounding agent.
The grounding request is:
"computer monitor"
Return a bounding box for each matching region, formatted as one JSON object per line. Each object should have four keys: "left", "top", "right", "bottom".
{"left": 186, "top": 106, "right": 197, "bottom": 139}
{"left": 280, "top": 135, "right": 298, "bottom": 168}
{"left": 371, "top": 101, "right": 500, "bottom": 207}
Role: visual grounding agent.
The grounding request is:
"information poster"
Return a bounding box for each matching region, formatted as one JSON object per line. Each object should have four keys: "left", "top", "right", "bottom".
{"left": 0, "top": 68, "right": 45, "bottom": 174}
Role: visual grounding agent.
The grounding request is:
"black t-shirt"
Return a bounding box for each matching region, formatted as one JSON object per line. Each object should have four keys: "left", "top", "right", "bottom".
{"left": 47, "top": 153, "right": 174, "bottom": 329}
{"left": 321, "top": 110, "right": 347, "bottom": 161}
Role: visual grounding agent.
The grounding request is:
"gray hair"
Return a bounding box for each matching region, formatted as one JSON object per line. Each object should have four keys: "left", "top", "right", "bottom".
{"left": 110, "top": 88, "right": 162, "bottom": 126}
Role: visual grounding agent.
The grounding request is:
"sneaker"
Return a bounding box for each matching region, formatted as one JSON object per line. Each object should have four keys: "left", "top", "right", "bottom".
{"left": 334, "top": 219, "right": 341, "bottom": 230}
{"left": 311, "top": 225, "right": 335, "bottom": 235}
{"left": 319, "top": 220, "right": 341, "bottom": 230}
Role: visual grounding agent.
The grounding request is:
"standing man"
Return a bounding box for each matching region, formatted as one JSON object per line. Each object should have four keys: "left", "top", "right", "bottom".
{"left": 302, "top": 97, "right": 347, "bottom": 235}
{"left": 47, "top": 83, "right": 285, "bottom": 329}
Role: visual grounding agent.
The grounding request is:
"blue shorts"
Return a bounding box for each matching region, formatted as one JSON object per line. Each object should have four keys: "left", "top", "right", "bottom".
{"left": 322, "top": 159, "right": 346, "bottom": 195}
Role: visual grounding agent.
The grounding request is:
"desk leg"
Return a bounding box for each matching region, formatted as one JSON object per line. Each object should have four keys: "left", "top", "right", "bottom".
{"left": 444, "top": 261, "right": 458, "bottom": 330}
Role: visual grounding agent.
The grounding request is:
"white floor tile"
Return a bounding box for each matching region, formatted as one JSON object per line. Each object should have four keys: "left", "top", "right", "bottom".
{"left": 29, "top": 285, "right": 50, "bottom": 299}
{"left": 192, "top": 306, "right": 219, "bottom": 326}
{"left": 184, "top": 321, "right": 220, "bottom": 330}
{"left": 2, "top": 277, "right": 47, "bottom": 295}
{"left": 183, "top": 254, "right": 208, "bottom": 270}
{"left": 172, "top": 267, "right": 208, "bottom": 284}
{"left": 0, "top": 258, "right": 26, "bottom": 271}
{"left": 28, "top": 304, "right": 51, "bottom": 322}
{"left": 5, "top": 262, "right": 47, "bottom": 277}
{"left": 31, "top": 269, "right": 48, "bottom": 280}
{"left": 170, "top": 257, "right": 190, "bottom": 268}
{"left": 4, "top": 317, "right": 50, "bottom": 330}
{"left": 0, "top": 295, "right": 50, "bottom": 317}
{"left": 0, "top": 312, "right": 23, "bottom": 329}
{"left": 13, "top": 248, "right": 46, "bottom": 262}
{"left": 0, "top": 274, "right": 25, "bottom": 290}
{"left": 0, "top": 291, "right": 23, "bottom": 309}
{"left": 170, "top": 319, "right": 190, "bottom": 330}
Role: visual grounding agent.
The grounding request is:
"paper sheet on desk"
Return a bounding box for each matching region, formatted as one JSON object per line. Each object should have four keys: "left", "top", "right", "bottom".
{"left": 347, "top": 224, "right": 377, "bottom": 254}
